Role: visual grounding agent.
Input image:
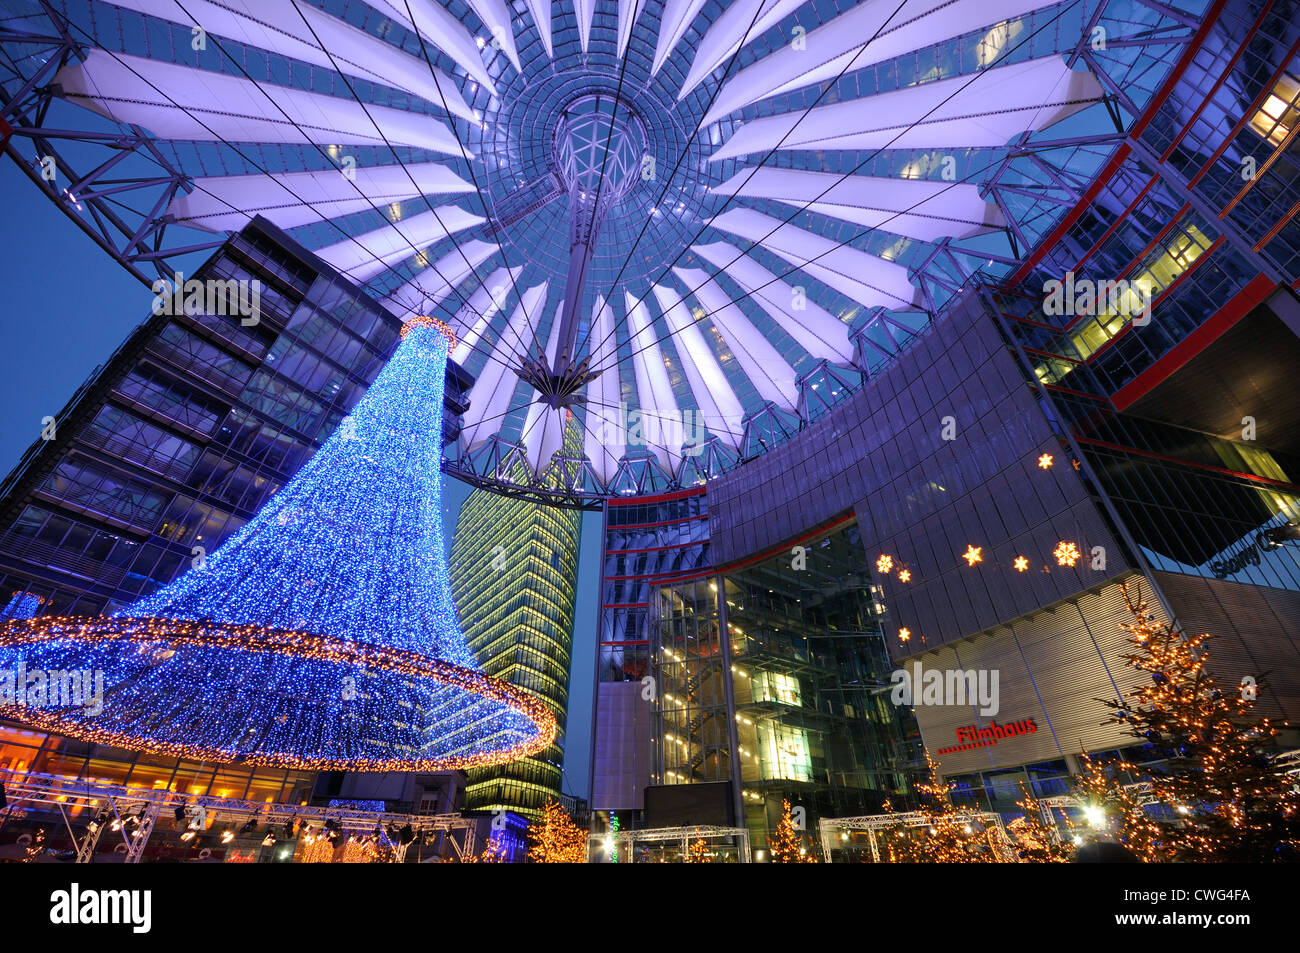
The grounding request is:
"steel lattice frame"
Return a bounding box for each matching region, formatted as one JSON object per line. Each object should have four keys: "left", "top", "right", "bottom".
{"left": 0, "top": 0, "right": 1202, "bottom": 506}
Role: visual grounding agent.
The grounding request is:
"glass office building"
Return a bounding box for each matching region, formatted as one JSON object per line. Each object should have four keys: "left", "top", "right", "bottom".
{"left": 449, "top": 417, "right": 583, "bottom": 818}
{"left": 590, "top": 488, "right": 925, "bottom": 854}
{"left": 0, "top": 217, "right": 471, "bottom": 806}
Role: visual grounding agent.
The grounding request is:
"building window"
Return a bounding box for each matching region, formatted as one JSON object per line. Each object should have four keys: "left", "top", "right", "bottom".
{"left": 1249, "top": 72, "right": 1300, "bottom": 147}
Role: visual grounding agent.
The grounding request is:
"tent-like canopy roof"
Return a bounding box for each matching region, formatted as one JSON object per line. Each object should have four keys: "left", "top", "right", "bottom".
{"left": 0, "top": 0, "right": 1201, "bottom": 505}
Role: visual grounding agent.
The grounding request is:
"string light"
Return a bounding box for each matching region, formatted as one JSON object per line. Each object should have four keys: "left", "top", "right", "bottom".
{"left": 878, "top": 754, "right": 999, "bottom": 863}
{"left": 527, "top": 800, "right": 585, "bottom": 863}
{"left": 1085, "top": 587, "right": 1300, "bottom": 862}
{"left": 769, "top": 799, "right": 817, "bottom": 863}
{"left": 0, "top": 322, "right": 554, "bottom": 771}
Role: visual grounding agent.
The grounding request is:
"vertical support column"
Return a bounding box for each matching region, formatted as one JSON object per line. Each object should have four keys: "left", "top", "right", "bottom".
{"left": 717, "top": 571, "right": 745, "bottom": 831}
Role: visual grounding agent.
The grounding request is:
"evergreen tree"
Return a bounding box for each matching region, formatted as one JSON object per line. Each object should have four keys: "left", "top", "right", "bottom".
{"left": 1071, "top": 752, "right": 1174, "bottom": 862}
{"left": 685, "top": 838, "right": 709, "bottom": 863}
{"left": 769, "top": 799, "right": 817, "bottom": 863}
{"left": 878, "top": 754, "right": 998, "bottom": 862}
{"left": 1007, "top": 782, "right": 1073, "bottom": 862}
{"left": 527, "top": 800, "right": 586, "bottom": 863}
{"left": 1098, "top": 587, "right": 1300, "bottom": 861}
{"left": 464, "top": 834, "right": 509, "bottom": 863}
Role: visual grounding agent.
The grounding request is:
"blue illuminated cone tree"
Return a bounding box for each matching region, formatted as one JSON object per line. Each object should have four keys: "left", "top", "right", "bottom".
{"left": 0, "top": 317, "right": 554, "bottom": 771}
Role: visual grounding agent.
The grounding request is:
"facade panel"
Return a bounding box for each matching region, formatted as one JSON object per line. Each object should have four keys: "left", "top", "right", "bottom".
{"left": 450, "top": 417, "right": 583, "bottom": 818}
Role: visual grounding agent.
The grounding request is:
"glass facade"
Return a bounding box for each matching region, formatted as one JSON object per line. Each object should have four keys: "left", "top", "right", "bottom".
{"left": 716, "top": 519, "right": 925, "bottom": 850}
{"left": 986, "top": 4, "right": 1300, "bottom": 728}
{"left": 450, "top": 417, "right": 583, "bottom": 818}
{"left": 591, "top": 488, "right": 924, "bottom": 854}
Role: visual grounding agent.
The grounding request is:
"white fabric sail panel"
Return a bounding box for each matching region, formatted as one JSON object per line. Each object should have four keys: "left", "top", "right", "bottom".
{"left": 711, "top": 167, "right": 1002, "bottom": 241}
{"left": 460, "top": 282, "right": 549, "bottom": 449}
{"left": 700, "top": 0, "right": 1051, "bottom": 126}
{"left": 452, "top": 266, "right": 524, "bottom": 365}
{"left": 55, "top": 51, "right": 467, "bottom": 156}
{"left": 165, "top": 163, "right": 474, "bottom": 233}
{"left": 464, "top": 0, "right": 522, "bottom": 72}
{"left": 522, "top": 304, "right": 569, "bottom": 475}
{"left": 711, "top": 57, "right": 1104, "bottom": 160}
{"left": 583, "top": 295, "right": 625, "bottom": 482}
{"left": 690, "top": 241, "right": 854, "bottom": 363}
{"left": 104, "top": 0, "right": 474, "bottom": 121}
{"left": 671, "top": 267, "right": 799, "bottom": 413}
{"left": 314, "top": 206, "right": 484, "bottom": 282}
{"left": 652, "top": 0, "right": 708, "bottom": 76}
{"left": 524, "top": 0, "right": 555, "bottom": 58}
{"left": 617, "top": 0, "right": 648, "bottom": 60}
{"left": 709, "top": 207, "right": 920, "bottom": 309}
{"left": 649, "top": 284, "right": 745, "bottom": 449}
{"left": 573, "top": 0, "right": 596, "bottom": 53}
{"left": 624, "top": 291, "right": 684, "bottom": 475}
{"left": 679, "top": 0, "right": 806, "bottom": 98}
{"left": 380, "top": 239, "right": 500, "bottom": 319}
{"left": 365, "top": 0, "right": 496, "bottom": 92}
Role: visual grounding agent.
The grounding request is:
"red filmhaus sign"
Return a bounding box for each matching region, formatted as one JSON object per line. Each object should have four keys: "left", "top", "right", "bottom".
{"left": 937, "top": 718, "right": 1038, "bottom": 756}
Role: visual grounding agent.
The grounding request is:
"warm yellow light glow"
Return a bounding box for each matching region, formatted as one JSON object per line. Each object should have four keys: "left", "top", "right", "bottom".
{"left": 1053, "top": 541, "right": 1082, "bottom": 567}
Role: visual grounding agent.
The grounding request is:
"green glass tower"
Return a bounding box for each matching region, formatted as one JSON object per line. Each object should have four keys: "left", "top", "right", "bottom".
{"left": 449, "top": 416, "right": 583, "bottom": 818}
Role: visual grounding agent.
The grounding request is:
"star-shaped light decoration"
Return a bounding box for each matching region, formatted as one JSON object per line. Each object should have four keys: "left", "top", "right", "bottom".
{"left": 1037, "top": 453, "right": 1054, "bottom": 470}
{"left": 898, "top": 628, "right": 911, "bottom": 643}
{"left": 875, "top": 554, "right": 894, "bottom": 574}
{"left": 1013, "top": 556, "right": 1030, "bottom": 572}
{"left": 962, "top": 545, "right": 983, "bottom": 567}
{"left": 898, "top": 569, "right": 912, "bottom": 583}
{"left": 1054, "top": 541, "right": 1082, "bottom": 567}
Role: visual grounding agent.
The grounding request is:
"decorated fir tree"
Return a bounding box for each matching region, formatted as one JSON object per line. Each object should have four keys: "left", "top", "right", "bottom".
{"left": 1071, "top": 752, "right": 1174, "bottom": 862}
{"left": 527, "top": 800, "right": 586, "bottom": 864}
{"left": 875, "top": 752, "right": 999, "bottom": 863}
{"left": 464, "top": 835, "right": 509, "bottom": 863}
{"left": 1007, "top": 782, "right": 1073, "bottom": 863}
{"left": 768, "top": 799, "right": 817, "bottom": 863}
{"left": 1099, "top": 587, "right": 1300, "bottom": 861}
{"left": 685, "top": 838, "right": 710, "bottom": 863}
{"left": 878, "top": 798, "right": 925, "bottom": 863}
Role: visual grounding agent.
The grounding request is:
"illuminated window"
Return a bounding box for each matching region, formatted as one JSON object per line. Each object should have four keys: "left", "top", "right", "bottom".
{"left": 757, "top": 725, "right": 812, "bottom": 782}
{"left": 1249, "top": 72, "right": 1300, "bottom": 147}
{"left": 752, "top": 670, "right": 801, "bottom": 706}
{"left": 1035, "top": 224, "right": 1213, "bottom": 384}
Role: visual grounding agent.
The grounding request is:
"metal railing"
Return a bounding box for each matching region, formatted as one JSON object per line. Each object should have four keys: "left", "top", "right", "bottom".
{"left": 0, "top": 768, "right": 478, "bottom": 863}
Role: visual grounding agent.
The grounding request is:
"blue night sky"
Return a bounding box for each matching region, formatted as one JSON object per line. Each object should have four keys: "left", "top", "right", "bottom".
{"left": 0, "top": 158, "right": 599, "bottom": 801}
